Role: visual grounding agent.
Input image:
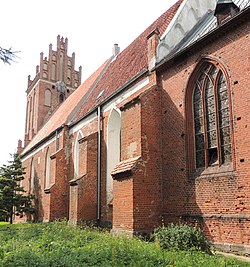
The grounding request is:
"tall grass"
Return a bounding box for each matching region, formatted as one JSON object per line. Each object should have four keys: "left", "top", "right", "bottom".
{"left": 0, "top": 222, "right": 248, "bottom": 267}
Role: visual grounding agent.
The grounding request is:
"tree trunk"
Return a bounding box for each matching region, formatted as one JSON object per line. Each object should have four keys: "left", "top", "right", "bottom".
{"left": 9, "top": 206, "right": 13, "bottom": 224}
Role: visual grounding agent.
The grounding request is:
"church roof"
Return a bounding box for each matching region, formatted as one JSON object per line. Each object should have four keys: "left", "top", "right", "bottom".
{"left": 22, "top": 0, "right": 184, "bottom": 155}
{"left": 70, "top": 0, "right": 184, "bottom": 123}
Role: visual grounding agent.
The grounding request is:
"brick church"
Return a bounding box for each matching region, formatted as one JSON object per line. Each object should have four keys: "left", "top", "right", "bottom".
{"left": 16, "top": 0, "right": 250, "bottom": 254}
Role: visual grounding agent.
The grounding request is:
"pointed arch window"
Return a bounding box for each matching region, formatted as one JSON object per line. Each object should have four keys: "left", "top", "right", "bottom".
{"left": 30, "top": 158, "right": 35, "bottom": 193}
{"left": 45, "top": 148, "right": 51, "bottom": 189}
{"left": 74, "top": 131, "right": 83, "bottom": 178}
{"left": 51, "top": 64, "right": 56, "bottom": 80}
{"left": 186, "top": 61, "right": 233, "bottom": 172}
{"left": 45, "top": 89, "right": 52, "bottom": 107}
{"left": 106, "top": 108, "right": 121, "bottom": 203}
{"left": 29, "top": 97, "right": 33, "bottom": 131}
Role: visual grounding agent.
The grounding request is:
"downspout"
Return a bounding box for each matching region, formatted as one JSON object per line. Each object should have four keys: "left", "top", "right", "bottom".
{"left": 97, "top": 106, "right": 102, "bottom": 222}
{"left": 55, "top": 129, "right": 59, "bottom": 151}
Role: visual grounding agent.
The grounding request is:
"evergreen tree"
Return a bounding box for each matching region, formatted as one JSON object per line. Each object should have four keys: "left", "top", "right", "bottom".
{"left": 0, "top": 153, "right": 35, "bottom": 223}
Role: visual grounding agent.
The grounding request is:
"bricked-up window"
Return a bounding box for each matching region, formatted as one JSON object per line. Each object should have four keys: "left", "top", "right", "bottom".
{"left": 192, "top": 62, "right": 232, "bottom": 168}
{"left": 45, "top": 148, "right": 51, "bottom": 189}
{"left": 106, "top": 108, "right": 121, "bottom": 203}
{"left": 44, "top": 89, "right": 52, "bottom": 107}
{"left": 51, "top": 64, "right": 56, "bottom": 80}
{"left": 74, "top": 131, "right": 83, "bottom": 178}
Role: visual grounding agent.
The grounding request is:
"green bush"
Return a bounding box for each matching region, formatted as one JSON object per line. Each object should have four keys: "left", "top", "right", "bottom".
{"left": 153, "top": 223, "right": 210, "bottom": 253}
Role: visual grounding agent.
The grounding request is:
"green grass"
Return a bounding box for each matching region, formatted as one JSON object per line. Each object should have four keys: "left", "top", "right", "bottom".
{"left": 0, "top": 221, "right": 249, "bottom": 267}
{"left": 0, "top": 222, "right": 9, "bottom": 227}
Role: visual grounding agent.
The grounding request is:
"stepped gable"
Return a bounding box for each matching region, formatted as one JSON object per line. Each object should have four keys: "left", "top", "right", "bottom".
{"left": 22, "top": 58, "right": 111, "bottom": 155}
{"left": 71, "top": 0, "right": 184, "bottom": 123}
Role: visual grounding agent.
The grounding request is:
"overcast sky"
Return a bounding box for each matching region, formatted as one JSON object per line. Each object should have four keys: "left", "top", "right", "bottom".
{"left": 0, "top": 0, "right": 178, "bottom": 166}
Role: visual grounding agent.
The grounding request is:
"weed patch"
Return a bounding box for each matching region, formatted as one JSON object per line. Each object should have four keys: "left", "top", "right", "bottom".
{"left": 0, "top": 222, "right": 249, "bottom": 266}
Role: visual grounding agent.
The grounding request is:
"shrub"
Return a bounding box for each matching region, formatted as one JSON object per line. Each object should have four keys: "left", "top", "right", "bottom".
{"left": 153, "top": 223, "right": 210, "bottom": 253}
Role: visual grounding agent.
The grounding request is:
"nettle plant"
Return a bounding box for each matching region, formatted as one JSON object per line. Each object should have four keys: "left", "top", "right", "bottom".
{"left": 153, "top": 223, "right": 211, "bottom": 253}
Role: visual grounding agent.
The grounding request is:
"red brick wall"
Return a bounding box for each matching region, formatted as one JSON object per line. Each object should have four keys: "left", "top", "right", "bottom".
{"left": 112, "top": 87, "right": 164, "bottom": 233}
{"left": 159, "top": 20, "right": 250, "bottom": 246}
{"left": 50, "top": 148, "right": 69, "bottom": 220}
{"left": 16, "top": 129, "right": 68, "bottom": 222}
{"left": 121, "top": 102, "right": 141, "bottom": 161}
{"left": 68, "top": 132, "right": 98, "bottom": 224}
{"left": 112, "top": 101, "right": 141, "bottom": 233}
{"left": 132, "top": 86, "right": 163, "bottom": 232}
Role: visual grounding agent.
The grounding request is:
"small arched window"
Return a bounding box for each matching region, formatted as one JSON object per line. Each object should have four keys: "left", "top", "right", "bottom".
{"left": 74, "top": 131, "right": 83, "bottom": 178}
{"left": 45, "top": 89, "right": 52, "bottom": 107}
{"left": 59, "top": 93, "right": 64, "bottom": 103}
{"left": 185, "top": 60, "right": 233, "bottom": 172}
{"left": 45, "top": 148, "right": 51, "bottom": 189}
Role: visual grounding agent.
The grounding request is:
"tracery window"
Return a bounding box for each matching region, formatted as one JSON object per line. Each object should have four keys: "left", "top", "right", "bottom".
{"left": 192, "top": 62, "right": 232, "bottom": 169}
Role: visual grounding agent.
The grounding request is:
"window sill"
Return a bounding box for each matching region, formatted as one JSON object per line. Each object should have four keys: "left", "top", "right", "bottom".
{"left": 44, "top": 183, "right": 55, "bottom": 194}
{"left": 192, "top": 163, "right": 234, "bottom": 179}
{"left": 69, "top": 174, "right": 85, "bottom": 186}
{"left": 111, "top": 156, "right": 141, "bottom": 180}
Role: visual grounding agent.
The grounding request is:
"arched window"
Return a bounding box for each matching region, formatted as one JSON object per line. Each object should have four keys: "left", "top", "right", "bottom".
{"left": 26, "top": 100, "right": 30, "bottom": 134}
{"left": 30, "top": 158, "right": 35, "bottom": 193}
{"left": 33, "top": 92, "right": 36, "bottom": 129}
{"left": 106, "top": 108, "right": 121, "bottom": 203}
{"left": 51, "top": 64, "right": 56, "bottom": 80}
{"left": 59, "top": 52, "right": 64, "bottom": 81}
{"left": 29, "top": 97, "right": 33, "bottom": 132}
{"left": 45, "top": 148, "right": 51, "bottom": 189}
{"left": 67, "top": 68, "right": 71, "bottom": 84}
{"left": 186, "top": 60, "right": 232, "bottom": 172}
{"left": 45, "top": 89, "right": 52, "bottom": 107}
{"left": 59, "top": 93, "right": 64, "bottom": 103}
{"left": 74, "top": 131, "right": 83, "bottom": 178}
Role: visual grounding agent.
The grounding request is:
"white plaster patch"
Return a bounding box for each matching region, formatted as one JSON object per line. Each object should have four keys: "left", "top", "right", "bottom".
{"left": 127, "top": 142, "right": 137, "bottom": 158}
